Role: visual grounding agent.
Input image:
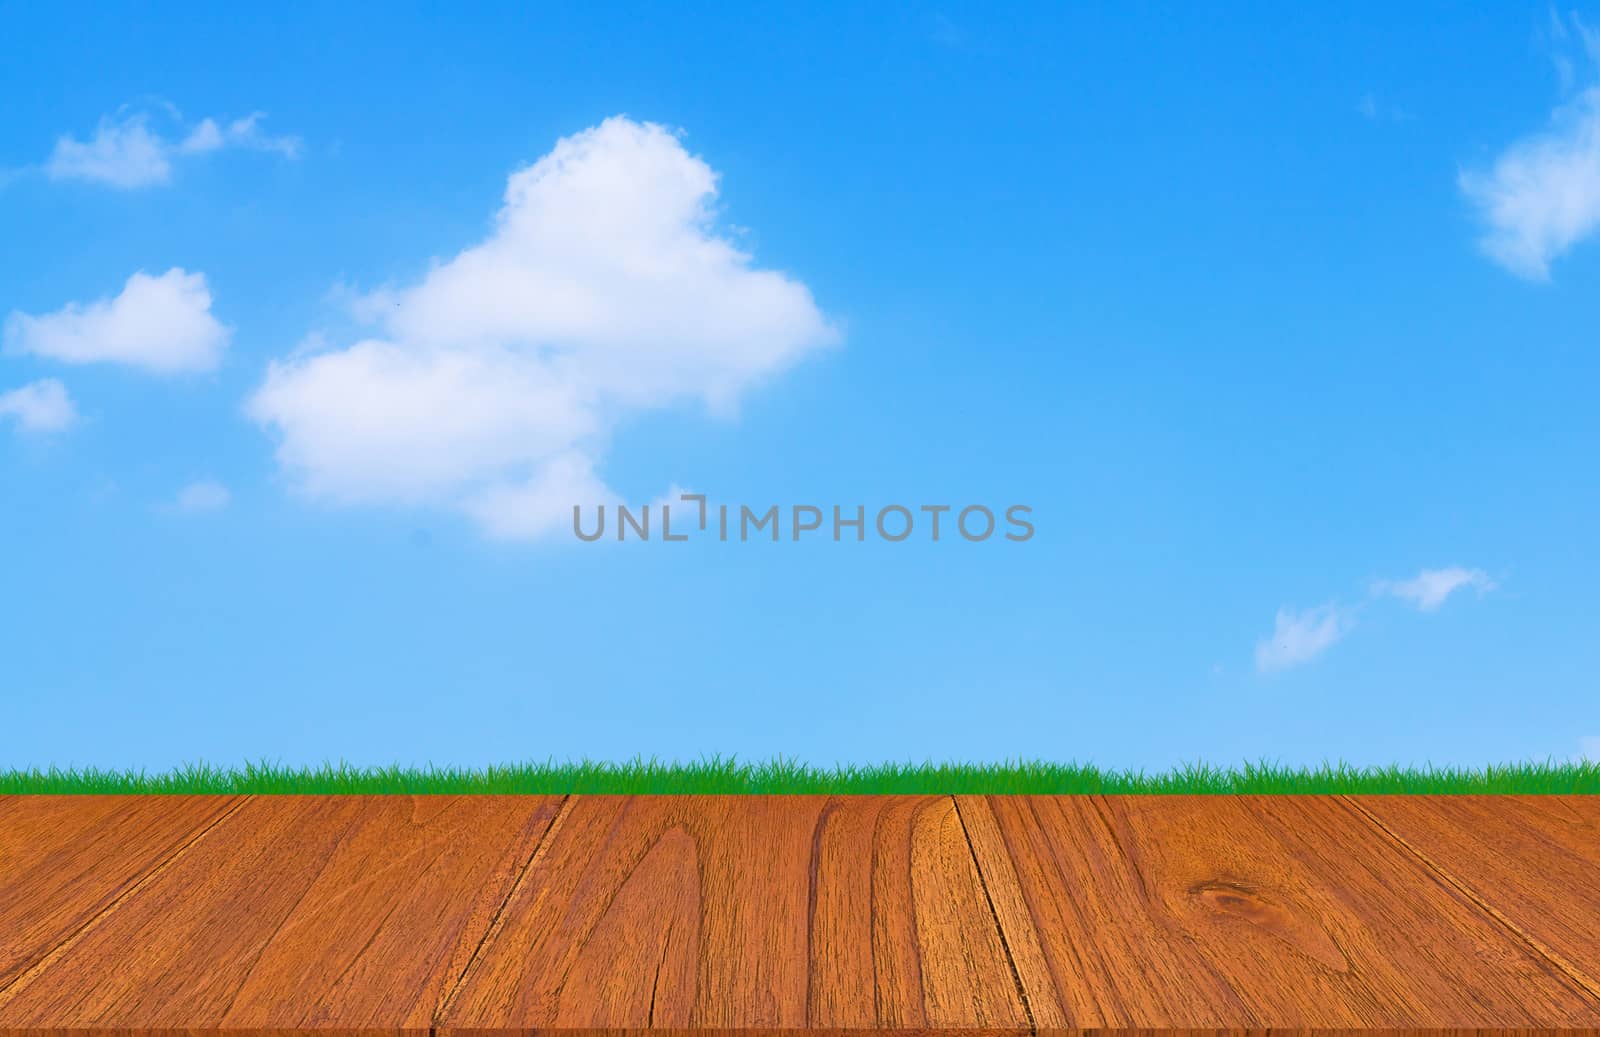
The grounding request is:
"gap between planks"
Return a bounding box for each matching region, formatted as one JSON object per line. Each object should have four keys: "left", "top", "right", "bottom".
{"left": 0, "top": 795, "right": 251, "bottom": 1009}
{"left": 1339, "top": 795, "right": 1600, "bottom": 1007}
{"left": 433, "top": 793, "right": 576, "bottom": 1022}
{"left": 953, "top": 795, "right": 1040, "bottom": 1035}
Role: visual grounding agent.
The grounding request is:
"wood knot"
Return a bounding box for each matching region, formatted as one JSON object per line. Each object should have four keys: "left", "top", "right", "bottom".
{"left": 1189, "top": 879, "right": 1350, "bottom": 973}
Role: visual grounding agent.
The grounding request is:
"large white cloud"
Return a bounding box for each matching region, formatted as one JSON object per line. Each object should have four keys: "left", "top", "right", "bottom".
{"left": 5, "top": 269, "right": 231, "bottom": 374}
{"left": 1461, "top": 86, "right": 1600, "bottom": 280}
{"left": 250, "top": 116, "right": 838, "bottom": 538}
{"left": 45, "top": 109, "right": 300, "bottom": 189}
{"left": 0, "top": 379, "right": 77, "bottom": 433}
{"left": 252, "top": 341, "right": 600, "bottom": 504}
{"left": 461, "top": 453, "right": 620, "bottom": 541}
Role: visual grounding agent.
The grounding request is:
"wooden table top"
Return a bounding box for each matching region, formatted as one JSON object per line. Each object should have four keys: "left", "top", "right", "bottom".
{"left": 2, "top": 795, "right": 1597, "bottom": 1036}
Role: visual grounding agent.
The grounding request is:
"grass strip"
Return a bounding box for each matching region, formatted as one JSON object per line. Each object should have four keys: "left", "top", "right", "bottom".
{"left": 3, "top": 757, "right": 1599, "bottom": 794}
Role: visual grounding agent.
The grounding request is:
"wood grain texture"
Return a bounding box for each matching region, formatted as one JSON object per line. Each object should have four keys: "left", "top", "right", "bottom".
{"left": 1352, "top": 796, "right": 1600, "bottom": 1000}
{"left": 0, "top": 795, "right": 563, "bottom": 1034}
{"left": 958, "top": 795, "right": 1600, "bottom": 1033}
{"left": 438, "top": 795, "right": 1031, "bottom": 1036}
{"left": 4, "top": 795, "right": 1600, "bottom": 1037}
{"left": 0, "top": 795, "right": 242, "bottom": 993}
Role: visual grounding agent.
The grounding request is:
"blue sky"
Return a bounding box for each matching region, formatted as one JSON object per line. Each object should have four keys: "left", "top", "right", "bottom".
{"left": 3, "top": 3, "right": 1599, "bottom": 769}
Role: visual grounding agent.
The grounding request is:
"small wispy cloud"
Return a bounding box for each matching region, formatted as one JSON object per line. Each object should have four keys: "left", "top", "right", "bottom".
{"left": 177, "top": 113, "right": 301, "bottom": 159}
{"left": 1548, "top": 9, "right": 1600, "bottom": 91}
{"left": 1255, "top": 603, "right": 1354, "bottom": 673}
{"left": 1461, "top": 90, "right": 1600, "bottom": 279}
{"left": 0, "top": 379, "right": 77, "bottom": 434}
{"left": 928, "top": 13, "right": 968, "bottom": 49}
{"left": 1461, "top": 13, "right": 1600, "bottom": 279}
{"left": 1357, "top": 93, "right": 1410, "bottom": 123}
{"left": 40, "top": 106, "right": 299, "bottom": 189}
{"left": 172, "top": 479, "right": 231, "bottom": 514}
{"left": 1579, "top": 735, "right": 1600, "bottom": 760}
{"left": 1255, "top": 563, "right": 1496, "bottom": 672}
{"left": 1374, "top": 566, "right": 1496, "bottom": 611}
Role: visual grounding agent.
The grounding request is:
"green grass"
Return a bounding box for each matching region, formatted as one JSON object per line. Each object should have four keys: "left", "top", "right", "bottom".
{"left": 2, "top": 757, "right": 1598, "bottom": 794}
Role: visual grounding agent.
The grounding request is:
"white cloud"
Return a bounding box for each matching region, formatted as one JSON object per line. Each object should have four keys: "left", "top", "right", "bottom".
{"left": 0, "top": 379, "right": 77, "bottom": 433}
{"left": 44, "top": 108, "right": 300, "bottom": 188}
{"left": 1550, "top": 11, "right": 1600, "bottom": 82}
{"left": 1580, "top": 735, "right": 1600, "bottom": 761}
{"left": 462, "top": 453, "right": 619, "bottom": 541}
{"left": 46, "top": 113, "right": 172, "bottom": 188}
{"left": 5, "top": 269, "right": 231, "bottom": 374}
{"left": 251, "top": 341, "right": 600, "bottom": 504}
{"left": 1462, "top": 11, "right": 1600, "bottom": 281}
{"left": 1375, "top": 567, "right": 1495, "bottom": 611}
{"left": 1255, "top": 603, "right": 1353, "bottom": 673}
{"left": 1357, "top": 93, "right": 1409, "bottom": 123}
{"left": 250, "top": 116, "right": 837, "bottom": 540}
{"left": 1255, "top": 565, "right": 1497, "bottom": 672}
{"left": 1461, "top": 89, "right": 1600, "bottom": 279}
{"left": 179, "top": 113, "right": 301, "bottom": 158}
{"left": 172, "top": 479, "right": 231, "bottom": 513}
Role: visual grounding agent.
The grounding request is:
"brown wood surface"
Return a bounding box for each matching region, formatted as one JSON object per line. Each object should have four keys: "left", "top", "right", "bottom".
{"left": 0, "top": 795, "right": 563, "bottom": 1033}
{"left": 957, "top": 795, "right": 1600, "bottom": 1033}
{"left": 438, "top": 794, "right": 1031, "bottom": 1035}
{"left": 0, "top": 795, "right": 242, "bottom": 992}
{"left": 1, "top": 794, "right": 1599, "bottom": 1037}
{"left": 1352, "top": 795, "right": 1600, "bottom": 1001}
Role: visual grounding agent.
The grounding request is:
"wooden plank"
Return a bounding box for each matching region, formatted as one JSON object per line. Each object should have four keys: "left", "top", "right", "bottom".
{"left": 437, "top": 794, "right": 1031, "bottom": 1035}
{"left": 0, "top": 795, "right": 564, "bottom": 1034}
{"left": 1352, "top": 795, "right": 1600, "bottom": 1000}
{"left": 0, "top": 795, "right": 242, "bottom": 993}
{"left": 958, "top": 795, "right": 1600, "bottom": 1033}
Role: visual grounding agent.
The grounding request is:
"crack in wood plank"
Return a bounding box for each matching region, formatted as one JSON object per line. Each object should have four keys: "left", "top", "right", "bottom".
{"left": 953, "top": 795, "right": 1039, "bottom": 1036}
{"left": 1340, "top": 795, "right": 1600, "bottom": 1007}
{"left": 0, "top": 795, "right": 249, "bottom": 1009}
{"left": 433, "top": 793, "right": 574, "bottom": 1023}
